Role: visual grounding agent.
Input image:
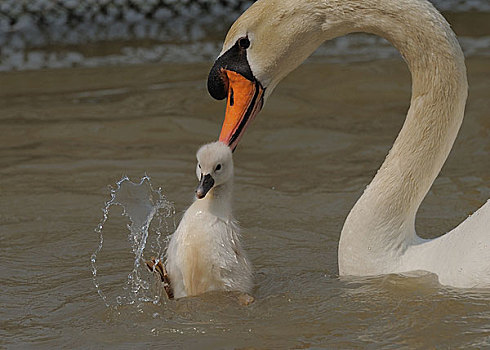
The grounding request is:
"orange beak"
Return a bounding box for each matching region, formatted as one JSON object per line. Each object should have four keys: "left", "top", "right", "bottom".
{"left": 218, "top": 70, "right": 264, "bottom": 150}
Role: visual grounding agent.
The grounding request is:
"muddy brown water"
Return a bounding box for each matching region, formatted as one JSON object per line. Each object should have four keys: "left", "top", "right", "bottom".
{"left": 1, "top": 57, "right": 489, "bottom": 348}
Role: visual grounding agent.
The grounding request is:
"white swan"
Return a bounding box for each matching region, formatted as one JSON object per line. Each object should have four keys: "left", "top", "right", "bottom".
{"left": 206, "top": 0, "right": 490, "bottom": 288}
{"left": 148, "top": 142, "right": 253, "bottom": 299}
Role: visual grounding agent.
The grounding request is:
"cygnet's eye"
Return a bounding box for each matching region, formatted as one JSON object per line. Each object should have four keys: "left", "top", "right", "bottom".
{"left": 215, "top": 164, "right": 222, "bottom": 171}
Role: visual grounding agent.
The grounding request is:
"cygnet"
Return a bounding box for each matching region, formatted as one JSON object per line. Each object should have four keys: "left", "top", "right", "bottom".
{"left": 147, "top": 142, "right": 253, "bottom": 302}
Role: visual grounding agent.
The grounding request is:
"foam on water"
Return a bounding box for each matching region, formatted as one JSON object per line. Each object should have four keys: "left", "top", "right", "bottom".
{"left": 91, "top": 175, "right": 175, "bottom": 307}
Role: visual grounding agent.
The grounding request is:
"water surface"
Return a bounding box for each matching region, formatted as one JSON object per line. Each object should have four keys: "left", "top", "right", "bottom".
{"left": 1, "top": 57, "right": 489, "bottom": 348}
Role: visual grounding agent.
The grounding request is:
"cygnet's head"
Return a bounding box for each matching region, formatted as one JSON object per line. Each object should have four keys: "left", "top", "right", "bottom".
{"left": 195, "top": 141, "right": 233, "bottom": 199}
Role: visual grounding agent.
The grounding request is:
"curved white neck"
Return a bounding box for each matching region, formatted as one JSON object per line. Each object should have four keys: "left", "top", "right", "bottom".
{"left": 310, "top": 0, "right": 469, "bottom": 270}
{"left": 233, "top": 0, "right": 468, "bottom": 272}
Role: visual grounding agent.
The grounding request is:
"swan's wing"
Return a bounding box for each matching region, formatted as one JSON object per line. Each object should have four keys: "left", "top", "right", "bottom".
{"left": 413, "top": 199, "right": 490, "bottom": 288}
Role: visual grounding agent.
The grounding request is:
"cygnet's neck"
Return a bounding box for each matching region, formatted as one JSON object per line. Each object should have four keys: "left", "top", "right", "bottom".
{"left": 195, "top": 181, "right": 234, "bottom": 221}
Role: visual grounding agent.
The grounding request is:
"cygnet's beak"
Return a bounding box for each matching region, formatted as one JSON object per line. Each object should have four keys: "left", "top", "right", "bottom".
{"left": 196, "top": 174, "right": 214, "bottom": 199}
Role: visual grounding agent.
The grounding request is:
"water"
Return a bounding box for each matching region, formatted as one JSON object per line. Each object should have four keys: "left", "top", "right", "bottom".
{"left": 1, "top": 54, "right": 490, "bottom": 349}
{"left": 91, "top": 175, "right": 174, "bottom": 307}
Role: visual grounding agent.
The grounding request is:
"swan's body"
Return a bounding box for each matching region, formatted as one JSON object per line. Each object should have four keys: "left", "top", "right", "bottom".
{"left": 207, "top": 0, "right": 490, "bottom": 288}
{"left": 164, "top": 142, "right": 253, "bottom": 298}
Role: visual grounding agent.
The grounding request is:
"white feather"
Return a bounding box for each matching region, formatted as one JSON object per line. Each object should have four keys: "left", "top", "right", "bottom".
{"left": 165, "top": 142, "right": 253, "bottom": 298}
{"left": 223, "top": 0, "right": 490, "bottom": 288}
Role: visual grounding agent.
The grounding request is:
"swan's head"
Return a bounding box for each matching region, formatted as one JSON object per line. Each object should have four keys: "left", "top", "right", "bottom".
{"left": 195, "top": 141, "right": 234, "bottom": 199}
{"left": 207, "top": 0, "right": 326, "bottom": 150}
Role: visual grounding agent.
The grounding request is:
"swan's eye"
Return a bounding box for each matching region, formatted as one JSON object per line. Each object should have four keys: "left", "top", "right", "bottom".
{"left": 215, "top": 164, "right": 222, "bottom": 171}
{"left": 198, "top": 164, "right": 201, "bottom": 169}
{"left": 238, "top": 37, "right": 250, "bottom": 49}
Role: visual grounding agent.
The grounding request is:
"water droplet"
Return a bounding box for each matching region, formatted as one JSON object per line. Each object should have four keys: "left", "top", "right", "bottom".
{"left": 91, "top": 175, "right": 175, "bottom": 307}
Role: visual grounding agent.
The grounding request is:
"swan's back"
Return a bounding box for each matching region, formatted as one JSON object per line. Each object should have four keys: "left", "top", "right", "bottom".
{"left": 403, "top": 200, "right": 490, "bottom": 288}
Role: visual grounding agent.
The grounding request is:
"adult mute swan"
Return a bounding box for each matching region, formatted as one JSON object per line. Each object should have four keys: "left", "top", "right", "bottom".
{"left": 206, "top": 0, "right": 490, "bottom": 288}
{"left": 147, "top": 142, "right": 253, "bottom": 299}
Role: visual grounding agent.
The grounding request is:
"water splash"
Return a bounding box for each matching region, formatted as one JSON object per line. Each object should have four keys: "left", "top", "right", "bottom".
{"left": 91, "top": 175, "right": 175, "bottom": 307}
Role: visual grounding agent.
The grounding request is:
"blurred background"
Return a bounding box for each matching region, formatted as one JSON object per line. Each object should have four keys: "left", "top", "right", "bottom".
{"left": 0, "top": 0, "right": 489, "bottom": 71}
